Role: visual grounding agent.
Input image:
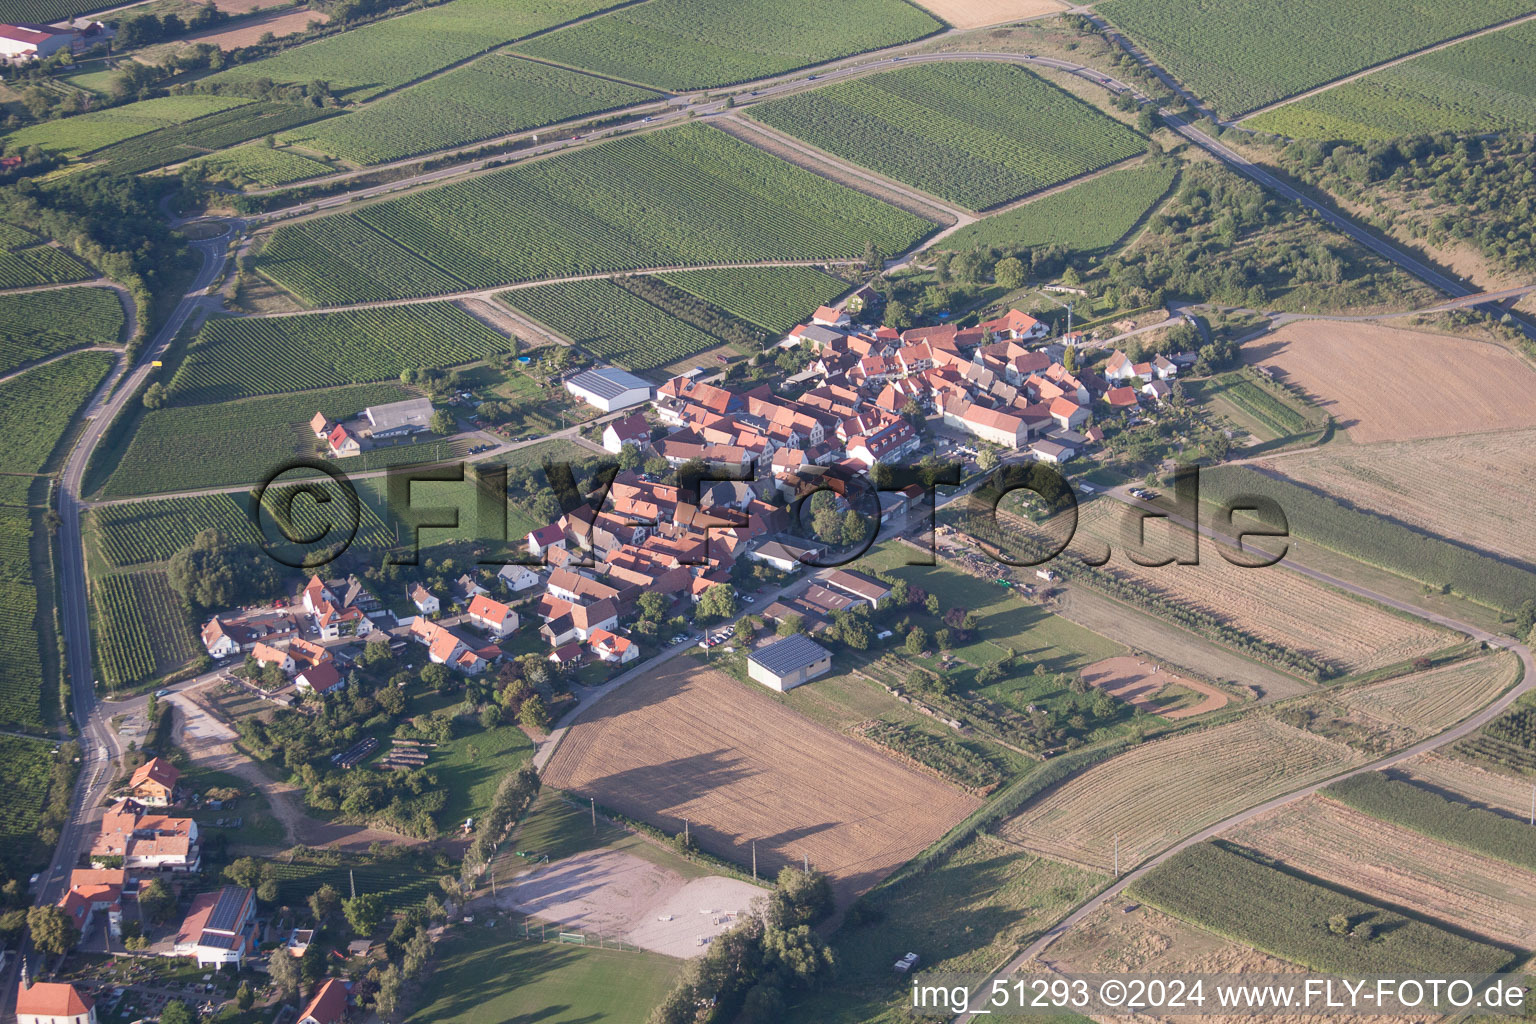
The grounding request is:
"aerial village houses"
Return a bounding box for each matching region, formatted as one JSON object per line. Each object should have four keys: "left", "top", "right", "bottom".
{"left": 92, "top": 799, "right": 200, "bottom": 872}
{"left": 466, "top": 593, "right": 518, "bottom": 638}
{"left": 56, "top": 868, "right": 126, "bottom": 945}
{"left": 127, "top": 756, "right": 179, "bottom": 806}
{"left": 173, "top": 885, "right": 258, "bottom": 968}
{"left": 297, "top": 978, "right": 350, "bottom": 1024}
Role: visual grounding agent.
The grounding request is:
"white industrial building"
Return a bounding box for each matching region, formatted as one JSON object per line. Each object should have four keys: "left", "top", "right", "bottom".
{"left": 565, "top": 366, "right": 653, "bottom": 412}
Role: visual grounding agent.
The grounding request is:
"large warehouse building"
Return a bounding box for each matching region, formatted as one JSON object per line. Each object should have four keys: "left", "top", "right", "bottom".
{"left": 565, "top": 366, "right": 653, "bottom": 412}
{"left": 747, "top": 634, "right": 832, "bottom": 692}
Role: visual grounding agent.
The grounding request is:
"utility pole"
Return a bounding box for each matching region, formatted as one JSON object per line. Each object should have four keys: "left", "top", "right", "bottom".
{"left": 591, "top": 796, "right": 596, "bottom": 834}
{"left": 803, "top": 852, "right": 808, "bottom": 873}
{"left": 752, "top": 841, "right": 757, "bottom": 882}
{"left": 350, "top": 869, "right": 356, "bottom": 900}
{"left": 1530, "top": 783, "right": 1534, "bottom": 826}
{"left": 1114, "top": 833, "right": 1119, "bottom": 879}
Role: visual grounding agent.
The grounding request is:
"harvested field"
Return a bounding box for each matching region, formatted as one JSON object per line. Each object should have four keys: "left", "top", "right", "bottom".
{"left": 184, "top": 7, "right": 328, "bottom": 48}
{"left": 1395, "top": 753, "right": 1536, "bottom": 820}
{"left": 1230, "top": 795, "right": 1536, "bottom": 948}
{"left": 1080, "top": 655, "right": 1228, "bottom": 719}
{"left": 1047, "top": 899, "right": 1422, "bottom": 1024}
{"left": 500, "top": 847, "right": 762, "bottom": 958}
{"left": 909, "top": 0, "right": 1063, "bottom": 28}
{"left": 1254, "top": 428, "right": 1536, "bottom": 566}
{"left": 1242, "top": 321, "right": 1536, "bottom": 443}
{"left": 1001, "top": 717, "right": 1364, "bottom": 872}
{"left": 1339, "top": 654, "right": 1520, "bottom": 735}
{"left": 1075, "top": 502, "right": 1453, "bottom": 675}
{"left": 542, "top": 660, "right": 980, "bottom": 904}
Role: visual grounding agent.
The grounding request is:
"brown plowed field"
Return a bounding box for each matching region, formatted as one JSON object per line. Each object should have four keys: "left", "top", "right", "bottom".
{"left": 1339, "top": 653, "right": 1519, "bottom": 735}
{"left": 542, "top": 660, "right": 980, "bottom": 904}
{"left": 1230, "top": 795, "right": 1536, "bottom": 948}
{"left": 1001, "top": 717, "right": 1363, "bottom": 872}
{"left": 1241, "top": 321, "right": 1536, "bottom": 443}
{"left": 1256, "top": 428, "right": 1536, "bottom": 566}
{"left": 1080, "top": 656, "right": 1228, "bottom": 719}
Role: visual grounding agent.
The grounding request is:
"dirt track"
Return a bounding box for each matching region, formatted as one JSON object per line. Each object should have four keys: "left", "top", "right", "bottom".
{"left": 1080, "top": 656, "right": 1228, "bottom": 719}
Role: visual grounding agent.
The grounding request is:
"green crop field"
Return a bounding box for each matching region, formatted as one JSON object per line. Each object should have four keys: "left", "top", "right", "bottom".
{"left": 1459, "top": 697, "right": 1536, "bottom": 771}
{"left": 282, "top": 55, "right": 659, "bottom": 166}
{"left": 92, "top": 570, "right": 199, "bottom": 689}
{"left": 0, "top": 286, "right": 123, "bottom": 376}
{"left": 750, "top": 62, "right": 1144, "bottom": 210}
{"left": 92, "top": 485, "right": 395, "bottom": 570}
{"left": 271, "top": 855, "right": 441, "bottom": 911}
{"left": 186, "top": 145, "right": 335, "bottom": 188}
{"left": 0, "top": 350, "right": 115, "bottom": 507}
{"left": 1326, "top": 772, "right": 1536, "bottom": 873}
{"left": 207, "top": 0, "right": 624, "bottom": 100}
{"left": 1099, "top": 0, "right": 1536, "bottom": 118}
{"left": 99, "top": 383, "right": 415, "bottom": 499}
{"left": 0, "top": 245, "right": 94, "bottom": 290}
{"left": 1248, "top": 20, "right": 1536, "bottom": 141}
{"left": 659, "top": 266, "right": 847, "bottom": 334}
{"left": 168, "top": 305, "right": 505, "bottom": 404}
{"left": 936, "top": 162, "right": 1176, "bottom": 255}
{"left": 0, "top": 0, "right": 90, "bottom": 26}
{"left": 0, "top": 222, "right": 38, "bottom": 249}
{"left": 503, "top": 279, "right": 731, "bottom": 371}
{"left": 517, "top": 0, "right": 940, "bottom": 91}
{"left": 258, "top": 124, "right": 931, "bottom": 305}
{"left": 1201, "top": 466, "right": 1536, "bottom": 615}
{"left": 91, "top": 103, "right": 340, "bottom": 176}
{"left": 1131, "top": 841, "right": 1513, "bottom": 975}
{"left": 0, "top": 734, "right": 57, "bottom": 862}
{"left": 409, "top": 931, "right": 681, "bottom": 1024}
{"left": 0, "top": 507, "right": 45, "bottom": 729}
{"left": 0, "top": 94, "right": 252, "bottom": 156}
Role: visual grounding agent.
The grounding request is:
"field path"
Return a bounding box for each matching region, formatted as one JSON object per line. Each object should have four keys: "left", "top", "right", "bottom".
{"left": 0, "top": 345, "right": 121, "bottom": 387}
{"left": 953, "top": 487, "right": 1535, "bottom": 1021}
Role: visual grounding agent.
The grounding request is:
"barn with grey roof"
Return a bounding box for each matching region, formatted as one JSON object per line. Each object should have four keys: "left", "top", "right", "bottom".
{"left": 565, "top": 366, "right": 653, "bottom": 412}
{"left": 747, "top": 634, "right": 831, "bottom": 692}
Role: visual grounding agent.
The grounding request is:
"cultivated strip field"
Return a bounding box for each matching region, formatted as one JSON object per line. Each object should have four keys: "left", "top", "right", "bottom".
{"left": 750, "top": 62, "right": 1144, "bottom": 210}
{"left": 1, "top": 94, "right": 252, "bottom": 155}
{"left": 515, "top": 0, "right": 941, "bottom": 91}
{"left": 92, "top": 570, "right": 199, "bottom": 689}
{"left": 257, "top": 124, "right": 931, "bottom": 305}
{"left": 0, "top": 286, "right": 123, "bottom": 376}
{"left": 184, "top": 146, "right": 336, "bottom": 188}
{"left": 1248, "top": 19, "right": 1536, "bottom": 141}
{"left": 1242, "top": 321, "right": 1536, "bottom": 442}
{"left": 0, "top": 734, "right": 58, "bottom": 860}
{"left": 0, "top": 350, "right": 116, "bottom": 507}
{"left": 542, "top": 660, "right": 980, "bottom": 904}
{"left": 1338, "top": 654, "right": 1519, "bottom": 735}
{"left": 936, "top": 161, "right": 1174, "bottom": 255}
{"left": 909, "top": 0, "right": 1063, "bottom": 28}
{"left": 1074, "top": 502, "right": 1453, "bottom": 675}
{"left": 658, "top": 266, "right": 849, "bottom": 335}
{"left": 0, "top": 507, "right": 45, "bottom": 728}
{"left": 1001, "top": 717, "right": 1364, "bottom": 872}
{"left": 1250, "top": 429, "right": 1536, "bottom": 566}
{"left": 1080, "top": 656, "right": 1228, "bottom": 719}
{"left": 1098, "top": 0, "right": 1536, "bottom": 118}
{"left": 281, "top": 55, "right": 660, "bottom": 166}
{"left": 206, "top": 0, "right": 625, "bottom": 100}
{"left": 1230, "top": 796, "right": 1536, "bottom": 948}
{"left": 1395, "top": 753, "right": 1536, "bottom": 819}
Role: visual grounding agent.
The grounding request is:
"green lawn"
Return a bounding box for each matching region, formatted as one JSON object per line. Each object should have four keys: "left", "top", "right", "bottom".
{"left": 432, "top": 720, "right": 535, "bottom": 828}
{"left": 408, "top": 929, "right": 682, "bottom": 1024}
{"left": 177, "top": 764, "right": 286, "bottom": 851}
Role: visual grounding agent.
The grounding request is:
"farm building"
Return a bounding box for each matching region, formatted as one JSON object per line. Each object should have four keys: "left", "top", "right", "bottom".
{"left": 327, "top": 424, "right": 361, "bottom": 457}
{"left": 811, "top": 304, "right": 851, "bottom": 328}
{"left": 173, "top": 885, "right": 257, "bottom": 968}
{"left": 565, "top": 366, "right": 653, "bottom": 412}
{"left": 748, "top": 634, "right": 832, "bottom": 692}
{"left": 363, "top": 397, "right": 434, "bottom": 438}
{"left": 0, "top": 22, "right": 76, "bottom": 61}
{"left": 824, "top": 569, "right": 892, "bottom": 610}
{"left": 1029, "top": 439, "right": 1074, "bottom": 464}
{"left": 749, "top": 540, "right": 819, "bottom": 573}
{"left": 297, "top": 978, "right": 349, "bottom": 1024}
{"left": 14, "top": 976, "right": 94, "bottom": 1024}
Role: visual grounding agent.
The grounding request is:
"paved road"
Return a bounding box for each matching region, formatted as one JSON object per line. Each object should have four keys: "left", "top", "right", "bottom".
{"left": 952, "top": 487, "right": 1533, "bottom": 1020}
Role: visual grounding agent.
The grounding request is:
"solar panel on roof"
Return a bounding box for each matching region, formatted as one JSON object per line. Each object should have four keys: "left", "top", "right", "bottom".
{"left": 748, "top": 634, "right": 830, "bottom": 676}
{"left": 206, "top": 886, "right": 248, "bottom": 933}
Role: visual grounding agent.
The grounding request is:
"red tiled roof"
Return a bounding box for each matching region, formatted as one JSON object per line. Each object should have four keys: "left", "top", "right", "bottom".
{"left": 130, "top": 757, "right": 179, "bottom": 792}
{"left": 15, "top": 981, "right": 93, "bottom": 1016}
{"left": 298, "top": 978, "right": 348, "bottom": 1024}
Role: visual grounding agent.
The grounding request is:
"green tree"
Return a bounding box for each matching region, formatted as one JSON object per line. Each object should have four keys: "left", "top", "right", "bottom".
{"left": 308, "top": 883, "right": 340, "bottom": 925}
{"left": 697, "top": 583, "right": 737, "bottom": 622}
{"left": 841, "top": 509, "right": 869, "bottom": 545}
{"left": 267, "top": 939, "right": 302, "bottom": 999}
{"left": 905, "top": 627, "right": 927, "bottom": 655}
{"left": 430, "top": 409, "right": 457, "bottom": 435}
{"left": 479, "top": 704, "right": 501, "bottom": 729}
{"left": 159, "top": 1001, "right": 194, "bottom": 1024}
{"left": 643, "top": 455, "right": 669, "bottom": 478}
{"left": 167, "top": 529, "right": 280, "bottom": 609}
{"left": 776, "top": 613, "right": 805, "bottom": 636}
{"left": 375, "top": 963, "right": 404, "bottom": 1020}
{"left": 343, "top": 893, "right": 386, "bottom": 936}
{"left": 811, "top": 507, "right": 843, "bottom": 546}
{"left": 142, "top": 381, "right": 168, "bottom": 409}
{"left": 377, "top": 683, "right": 406, "bottom": 716}
{"left": 236, "top": 983, "right": 255, "bottom": 1011}
{"left": 925, "top": 594, "right": 941, "bottom": 616}
{"left": 994, "top": 256, "right": 1025, "bottom": 291}
{"left": 618, "top": 442, "right": 643, "bottom": 471}
{"left": 26, "top": 904, "right": 77, "bottom": 956}
{"left": 636, "top": 590, "right": 668, "bottom": 622}
{"left": 976, "top": 448, "right": 998, "bottom": 471}
{"left": 885, "top": 299, "right": 913, "bottom": 331}
{"left": 518, "top": 694, "right": 550, "bottom": 732}
{"left": 138, "top": 878, "right": 175, "bottom": 924}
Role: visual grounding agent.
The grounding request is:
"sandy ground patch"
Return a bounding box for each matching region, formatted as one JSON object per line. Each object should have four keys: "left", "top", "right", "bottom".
{"left": 1080, "top": 655, "right": 1228, "bottom": 719}
{"left": 1243, "top": 320, "right": 1536, "bottom": 443}
{"left": 543, "top": 660, "right": 980, "bottom": 905}
{"left": 1229, "top": 794, "right": 1536, "bottom": 947}
{"left": 908, "top": 0, "right": 1064, "bottom": 28}
{"left": 501, "top": 847, "right": 762, "bottom": 958}
{"left": 186, "top": 6, "right": 329, "bottom": 48}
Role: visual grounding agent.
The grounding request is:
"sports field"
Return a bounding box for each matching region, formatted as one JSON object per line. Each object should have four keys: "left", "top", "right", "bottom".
{"left": 1243, "top": 321, "right": 1536, "bottom": 442}
{"left": 750, "top": 62, "right": 1144, "bottom": 209}
{"left": 542, "top": 658, "right": 979, "bottom": 904}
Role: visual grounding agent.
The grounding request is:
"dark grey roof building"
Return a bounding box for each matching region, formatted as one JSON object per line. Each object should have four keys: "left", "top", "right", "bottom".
{"left": 747, "top": 634, "right": 832, "bottom": 691}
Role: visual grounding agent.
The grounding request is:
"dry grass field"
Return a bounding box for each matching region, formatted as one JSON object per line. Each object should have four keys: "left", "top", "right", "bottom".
{"left": 1073, "top": 502, "right": 1453, "bottom": 675}
{"left": 1001, "top": 717, "right": 1364, "bottom": 872}
{"left": 542, "top": 660, "right": 980, "bottom": 904}
{"left": 1241, "top": 321, "right": 1536, "bottom": 443}
{"left": 1046, "top": 900, "right": 1422, "bottom": 1024}
{"left": 908, "top": 0, "right": 1063, "bottom": 28}
{"left": 1230, "top": 796, "right": 1536, "bottom": 948}
{"left": 1396, "top": 753, "right": 1536, "bottom": 818}
{"left": 1255, "top": 428, "right": 1536, "bottom": 566}
{"left": 1339, "top": 653, "right": 1519, "bottom": 736}
{"left": 1080, "top": 656, "right": 1229, "bottom": 719}
{"left": 185, "top": 7, "right": 328, "bottom": 48}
